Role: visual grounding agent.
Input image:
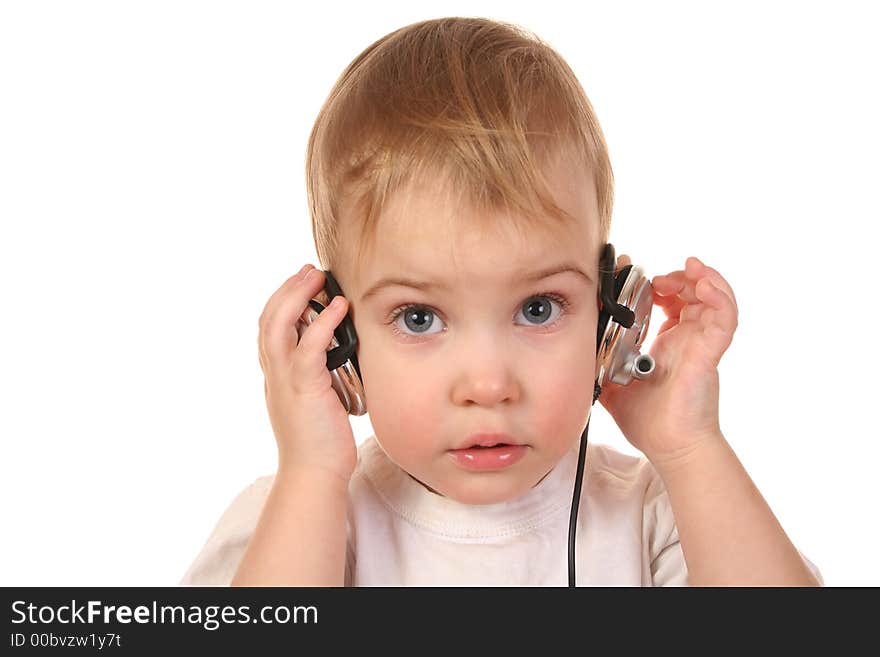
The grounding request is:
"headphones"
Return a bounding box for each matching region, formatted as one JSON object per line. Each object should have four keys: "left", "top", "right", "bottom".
{"left": 295, "top": 242, "right": 655, "bottom": 586}
{"left": 295, "top": 272, "right": 368, "bottom": 416}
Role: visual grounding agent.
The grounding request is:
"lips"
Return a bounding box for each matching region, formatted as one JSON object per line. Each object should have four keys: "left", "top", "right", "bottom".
{"left": 447, "top": 440, "right": 529, "bottom": 471}
{"left": 456, "top": 432, "right": 520, "bottom": 450}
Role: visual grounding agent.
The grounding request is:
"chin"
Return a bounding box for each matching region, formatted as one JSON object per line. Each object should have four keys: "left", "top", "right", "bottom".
{"left": 441, "top": 475, "right": 530, "bottom": 506}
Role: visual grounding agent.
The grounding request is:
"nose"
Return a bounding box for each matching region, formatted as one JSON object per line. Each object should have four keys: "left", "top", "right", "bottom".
{"left": 450, "top": 335, "right": 521, "bottom": 407}
{"left": 454, "top": 376, "right": 519, "bottom": 407}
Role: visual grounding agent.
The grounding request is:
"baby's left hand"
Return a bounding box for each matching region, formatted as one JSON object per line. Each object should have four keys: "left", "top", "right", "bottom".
{"left": 597, "top": 255, "right": 739, "bottom": 467}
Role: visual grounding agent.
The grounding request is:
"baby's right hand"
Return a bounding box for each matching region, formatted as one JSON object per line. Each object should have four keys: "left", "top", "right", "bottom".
{"left": 257, "top": 264, "right": 356, "bottom": 484}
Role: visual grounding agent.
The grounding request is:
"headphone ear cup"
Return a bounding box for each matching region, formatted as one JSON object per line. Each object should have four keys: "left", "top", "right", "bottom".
{"left": 596, "top": 261, "right": 655, "bottom": 392}
{"left": 595, "top": 263, "right": 632, "bottom": 383}
{"left": 303, "top": 270, "right": 368, "bottom": 416}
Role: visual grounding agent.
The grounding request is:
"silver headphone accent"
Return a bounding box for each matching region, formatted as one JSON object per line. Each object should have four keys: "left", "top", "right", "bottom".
{"left": 596, "top": 263, "right": 655, "bottom": 387}
{"left": 296, "top": 291, "right": 368, "bottom": 416}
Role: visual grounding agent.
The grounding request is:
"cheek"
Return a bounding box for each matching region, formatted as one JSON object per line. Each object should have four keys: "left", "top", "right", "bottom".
{"left": 357, "top": 337, "right": 440, "bottom": 457}
{"left": 359, "top": 340, "right": 434, "bottom": 410}
{"left": 526, "top": 346, "right": 595, "bottom": 442}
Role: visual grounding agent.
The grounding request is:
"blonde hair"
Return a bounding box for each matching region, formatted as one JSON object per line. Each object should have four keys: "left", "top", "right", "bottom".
{"left": 306, "top": 16, "right": 614, "bottom": 272}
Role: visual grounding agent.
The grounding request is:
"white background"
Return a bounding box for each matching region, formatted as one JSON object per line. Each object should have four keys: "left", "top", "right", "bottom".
{"left": 1, "top": 1, "right": 876, "bottom": 586}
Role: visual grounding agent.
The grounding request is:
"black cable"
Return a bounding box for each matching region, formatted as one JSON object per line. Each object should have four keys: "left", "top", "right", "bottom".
{"left": 567, "top": 419, "right": 590, "bottom": 587}
{"left": 569, "top": 242, "right": 618, "bottom": 586}
{"left": 569, "top": 381, "right": 601, "bottom": 587}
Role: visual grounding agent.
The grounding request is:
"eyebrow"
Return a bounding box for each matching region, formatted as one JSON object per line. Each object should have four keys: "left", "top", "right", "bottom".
{"left": 359, "top": 262, "right": 594, "bottom": 302}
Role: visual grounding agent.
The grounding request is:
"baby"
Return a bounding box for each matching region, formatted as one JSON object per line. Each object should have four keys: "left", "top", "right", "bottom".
{"left": 180, "top": 17, "right": 822, "bottom": 586}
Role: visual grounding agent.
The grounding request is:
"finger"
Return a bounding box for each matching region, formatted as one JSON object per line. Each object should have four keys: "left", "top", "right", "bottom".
{"left": 693, "top": 278, "right": 736, "bottom": 362}
{"left": 258, "top": 264, "right": 314, "bottom": 329}
{"left": 274, "top": 268, "right": 336, "bottom": 359}
{"left": 680, "top": 301, "right": 707, "bottom": 324}
{"left": 653, "top": 270, "right": 699, "bottom": 303}
{"left": 694, "top": 277, "right": 738, "bottom": 335}
{"left": 292, "top": 292, "right": 350, "bottom": 386}
{"left": 653, "top": 288, "right": 686, "bottom": 321}
{"left": 258, "top": 330, "right": 268, "bottom": 373}
{"left": 654, "top": 256, "right": 733, "bottom": 305}
{"left": 685, "top": 257, "right": 737, "bottom": 308}
{"left": 650, "top": 258, "right": 738, "bottom": 341}
{"left": 260, "top": 266, "right": 325, "bottom": 365}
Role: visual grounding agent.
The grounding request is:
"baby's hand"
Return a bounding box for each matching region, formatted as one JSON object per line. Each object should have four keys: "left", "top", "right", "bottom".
{"left": 257, "top": 264, "right": 357, "bottom": 483}
{"left": 598, "top": 256, "right": 739, "bottom": 468}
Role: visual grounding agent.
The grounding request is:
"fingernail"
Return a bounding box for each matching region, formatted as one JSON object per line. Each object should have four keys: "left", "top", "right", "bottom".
{"left": 304, "top": 267, "right": 319, "bottom": 280}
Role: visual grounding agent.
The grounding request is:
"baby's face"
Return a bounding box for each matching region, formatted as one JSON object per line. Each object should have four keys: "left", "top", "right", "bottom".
{"left": 337, "top": 165, "right": 602, "bottom": 505}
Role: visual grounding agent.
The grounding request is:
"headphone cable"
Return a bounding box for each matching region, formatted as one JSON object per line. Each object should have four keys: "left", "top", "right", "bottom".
{"left": 569, "top": 381, "right": 601, "bottom": 587}
{"left": 567, "top": 420, "right": 589, "bottom": 587}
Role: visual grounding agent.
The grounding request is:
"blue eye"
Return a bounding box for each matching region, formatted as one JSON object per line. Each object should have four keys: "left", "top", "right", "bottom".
{"left": 394, "top": 306, "right": 441, "bottom": 336}
{"left": 387, "top": 292, "right": 571, "bottom": 341}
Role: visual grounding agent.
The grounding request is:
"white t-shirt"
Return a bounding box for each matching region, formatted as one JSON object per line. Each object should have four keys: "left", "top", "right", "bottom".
{"left": 179, "top": 435, "right": 823, "bottom": 586}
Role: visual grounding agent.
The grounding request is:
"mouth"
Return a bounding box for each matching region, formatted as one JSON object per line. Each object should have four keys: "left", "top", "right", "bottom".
{"left": 447, "top": 438, "right": 529, "bottom": 471}
{"left": 453, "top": 433, "right": 522, "bottom": 451}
